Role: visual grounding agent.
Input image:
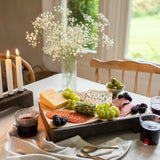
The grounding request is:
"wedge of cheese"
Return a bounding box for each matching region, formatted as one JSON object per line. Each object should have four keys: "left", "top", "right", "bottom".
{"left": 39, "top": 89, "right": 67, "bottom": 109}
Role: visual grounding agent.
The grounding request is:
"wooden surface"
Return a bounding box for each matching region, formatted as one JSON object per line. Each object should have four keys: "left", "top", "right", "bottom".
{"left": 90, "top": 58, "right": 160, "bottom": 97}
{"left": 39, "top": 92, "right": 151, "bottom": 143}
{"left": 1, "top": 74, "right": 159, "bottom": 160}
{"left": 40, "top": 104, "right": 141, "bottom": 142}
{"left": 0, "top": 89, "right": 33, "bottom": 111}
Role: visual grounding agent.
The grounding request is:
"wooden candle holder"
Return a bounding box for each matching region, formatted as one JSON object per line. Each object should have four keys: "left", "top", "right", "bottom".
{"left": 0, "top": 89, "right": 33, "bottom": 112}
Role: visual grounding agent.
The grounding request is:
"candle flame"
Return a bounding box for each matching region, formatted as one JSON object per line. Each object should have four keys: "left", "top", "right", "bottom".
{"left": 15, "top": 48, "right": 19, "bottom": 56}
{"left": 6, "top": 50, "right": 10, "bottom": 59}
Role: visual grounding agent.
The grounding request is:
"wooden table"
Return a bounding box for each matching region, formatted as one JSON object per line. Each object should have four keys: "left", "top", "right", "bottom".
{"left": 0, "top": 74, "right": 159, "bottom": 160}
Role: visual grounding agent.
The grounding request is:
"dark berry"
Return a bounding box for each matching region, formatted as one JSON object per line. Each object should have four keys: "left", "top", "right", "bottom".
{"left": 124, "top": 94, "right": 132, "bottom": 102}
{"left": 138, "top": 106, "right": 147, "bottom": 113}
{"left": 118, "top": 94, "right": 124, "bottom": 99}
{"left": 131, "top": 106, "right": 139, "bottom": 114}
{"left": 141, "top": 103, "right": 148, "bottom": 109}
{"left": 53, "top": 115, "right": 61, "bottom": 126}
{"left": 61, "top": 117, "right": 68, "bottom": 125}
{"left": 123, "top": 92, "right": 129, "bottom": 96}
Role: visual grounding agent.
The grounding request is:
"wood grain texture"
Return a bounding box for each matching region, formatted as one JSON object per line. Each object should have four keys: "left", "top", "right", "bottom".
{"left": 90, "top": 58, "right": 160, "bottom": 97}
{"left": 0, "top": 89, "right": 33, "bottom": 111}
{"left": 39, "top": 103, "right": 142, "bottom": 143}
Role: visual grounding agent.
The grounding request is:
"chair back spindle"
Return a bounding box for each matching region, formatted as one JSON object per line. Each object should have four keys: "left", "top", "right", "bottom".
{"left": 90, "top": 58, "right": 160, "bottom": 97}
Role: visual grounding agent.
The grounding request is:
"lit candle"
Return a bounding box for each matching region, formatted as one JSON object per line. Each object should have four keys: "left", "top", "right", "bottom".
{"left": 15, "top": 48, "right": 23, "bottom": 92}
{"left": 5, "top": 50, "right": 14, "bottom": 95}
{"left": 0, "top": 61, "right": 3, "bottom": 98}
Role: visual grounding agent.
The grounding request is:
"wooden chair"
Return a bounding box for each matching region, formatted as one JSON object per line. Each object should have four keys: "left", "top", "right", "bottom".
{"left": 90, "top": 58, "right": 160, "bottom": 97}
{"left": 0, "top": 54, "right": 35, "bottom": 90}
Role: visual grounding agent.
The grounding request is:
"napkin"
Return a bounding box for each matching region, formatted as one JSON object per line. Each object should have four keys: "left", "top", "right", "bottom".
{"left": 0, "top": 125, "right": 132, "bottom": 160}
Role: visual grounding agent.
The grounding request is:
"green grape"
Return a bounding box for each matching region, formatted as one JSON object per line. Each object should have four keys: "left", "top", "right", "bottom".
{"left": 111, "top": 106, "right": 120, "bottom": 116}
{"left": 61, "top": 92, "right": 65, "bottom": 97}
{"left": 97, "top": 109, "right": 105, "bottom": 118}
{"left": 108, "top": 115, "right": 113, "bottom": 120}
{"left": 109, "top": 108, "right": 116, "bottom": 117}
{"left": 104, "top": 102, "right": 110, "bottom": 110}
{"left": 111, "top": 78, "right": 118, "bottom": 84}
{"left": 71, "top": 104, "right": 75, "bottom": 110}
{"left": 96, "top": 104, "right": 103, "bottom": 110}
{"left": 66, "top": 103, "right": 71, "bottom": 109}
{"left": 74, "top": 96, "right": 80, "bottom": 102}
{"left": 64, "top": 91, "right": 70, "bottom": 99}
{"left": 112, "top": 86, "right": 118, "bottom": 89}
{"left": 117, "top": 83, "right": 124, "bottom": 89}
{"left": 104, "top": 110, "right": 109, "bottom": 118}
{"left": 71, "top": 99, "right": 76, "bottom": 105}
{"left": 70, "top": 93, "right": 77, "bottom": 100}
{"left": 65, "top": 88, "right": 73, "bottom": 92}
{"left": 67, "top": 99, "right": 72, "bottom": 103}
{"left": 107, "top": 82, "right": 113, "bottom": 89}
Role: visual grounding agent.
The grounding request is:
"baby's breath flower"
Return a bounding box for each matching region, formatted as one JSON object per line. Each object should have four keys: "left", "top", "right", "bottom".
{"left": 25, "top": 6, "right": 113, "bottom": 62}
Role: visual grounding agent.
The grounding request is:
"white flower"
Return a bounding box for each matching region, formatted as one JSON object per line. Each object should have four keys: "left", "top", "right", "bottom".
{"left": 25, "top": 6, "right": 113, "bottom": 62}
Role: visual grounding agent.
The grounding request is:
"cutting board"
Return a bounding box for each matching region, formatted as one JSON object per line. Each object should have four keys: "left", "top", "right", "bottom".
{"left": 39, "top": 102, "right": 151, "bottom": 143}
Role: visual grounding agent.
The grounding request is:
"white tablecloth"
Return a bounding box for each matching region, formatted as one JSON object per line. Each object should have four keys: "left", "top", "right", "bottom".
{"left": 0, "top": 74, "right": 159, "bottom": 160}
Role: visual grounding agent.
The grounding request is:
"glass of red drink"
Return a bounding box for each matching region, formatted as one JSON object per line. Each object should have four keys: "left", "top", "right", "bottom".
{"left": 15, "top": 108, "right": 39, "bottom": 138}
{"left": 151, "top": 96, "right": 160, "bottom": 115}
{"left": 139, "top": 114, "right": 160, "bottom": 145}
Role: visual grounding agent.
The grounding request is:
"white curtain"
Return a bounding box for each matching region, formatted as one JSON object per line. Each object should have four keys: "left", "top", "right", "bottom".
{"left": 98, "top": 0, "right": 131, "bottom": 61}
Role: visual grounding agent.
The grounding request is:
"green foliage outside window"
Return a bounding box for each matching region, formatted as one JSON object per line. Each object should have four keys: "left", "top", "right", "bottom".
{"left": 68, "top": 0, "right": 99, "bottom": 50}
{"left": 129, "top": 0, "right": 160, "bottom": 63}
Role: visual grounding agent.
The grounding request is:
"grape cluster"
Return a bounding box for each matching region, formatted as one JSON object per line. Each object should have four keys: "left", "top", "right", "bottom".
{"left": 107, "top": 78, "right": 124, "bottom": 89}
{"left": 62, "top": 88, "right": 80, "bottom": 109}
{"left": 118, "top": 92, "right": 132, "bottom": 102}
{"left": 131, "top": 103, "right": 148, "bottom": 114}
{"left": 96, "top": 102, "right": 120, "bottom": 119}
{"left": 53, "top": 115, "right": 68, "bottom": 126}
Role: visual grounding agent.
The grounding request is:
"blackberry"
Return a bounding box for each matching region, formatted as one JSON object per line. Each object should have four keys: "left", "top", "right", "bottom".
{"left": 138, "top": 103, "right": 148, "bottom": 113}
{"left": 138, "top": 106, "right": 147, "bottom": 113}
{"left": 53, "top": 115, "right": 61, "bottom": 126}
{"left": 131, "top": 106, "right": 139, "bottom": 114}
{"left": 61, "top": 117, "right": 68, "bottom": 125}
{"left": 123, "top": 92, "right": 128, "bottom": 96}
{"left": 124, "top": 93, "right": 132, "bottom": 102}
{"left": 118, "top": 94, "right": 124, "bottom": 99}
{"left": 141, "top": 103, "right": 148, "bottom": 109}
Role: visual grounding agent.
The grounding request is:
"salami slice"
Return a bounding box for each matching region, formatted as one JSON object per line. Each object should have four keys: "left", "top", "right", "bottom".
{"left": 113, "top": 98, "right": 129, "bottom": 109}
{"left": 46, "top": 110, "right": 88, "bottom": 123}
{"left": 119, "top": 103, "right": 134, "bottom": 117}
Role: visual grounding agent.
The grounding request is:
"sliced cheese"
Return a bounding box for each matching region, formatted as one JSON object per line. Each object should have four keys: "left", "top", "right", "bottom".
{"left": 86, "top": 89, "right": 112, "bottom": 104}
{"left": 39, "top": 89, "right": 67, "bottom": 109}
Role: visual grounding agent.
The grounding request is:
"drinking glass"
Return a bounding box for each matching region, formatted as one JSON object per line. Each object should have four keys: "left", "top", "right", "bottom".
{"left": 139, "top": 114, "right": 160, "bottom": 145}
{"left": 150, "top": 96, "right": 160, "bottom": 115}
{"left": 15, "top": 108, "right": 39, "bottom": 138}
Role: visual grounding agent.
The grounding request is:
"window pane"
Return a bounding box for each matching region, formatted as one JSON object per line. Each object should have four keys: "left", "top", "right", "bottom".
{"left": 128, "top": 0, "right": 160, "bottom": 63}
{"left": 67, "top": 0, "right": 99, "bottom": 50}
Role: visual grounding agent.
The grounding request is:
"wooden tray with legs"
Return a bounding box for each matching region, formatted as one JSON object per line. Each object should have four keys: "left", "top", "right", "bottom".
{"left": 39, "top": 103, "right": 143, "bottom": 143}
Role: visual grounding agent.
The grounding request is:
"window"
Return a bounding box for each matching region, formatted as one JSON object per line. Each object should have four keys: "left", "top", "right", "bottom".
{"left": 127, "top": 0, "right": 160, "bottom": 63}
{"left": 68, "top": 0, "right": 99, "bottom": 50}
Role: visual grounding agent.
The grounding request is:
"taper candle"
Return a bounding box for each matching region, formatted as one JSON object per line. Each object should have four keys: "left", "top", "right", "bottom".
{"left": 5, "top": 50, "right": 14, "bottom": 95}
{"left": 15, "top": 49, "right": 23, "bottom": 92}
{"left": 0, "top": 61, "right": 3, "bottom": 98}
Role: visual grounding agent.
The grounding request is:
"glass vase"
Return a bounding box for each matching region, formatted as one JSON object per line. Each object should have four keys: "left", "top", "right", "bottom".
{"left": 61, "top": 59, "right": 77, "bottom": 91}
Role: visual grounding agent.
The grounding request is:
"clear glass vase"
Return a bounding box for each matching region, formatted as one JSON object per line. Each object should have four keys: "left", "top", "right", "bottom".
{"left": 61, "top": 59, "right": 77, "bottom": 91}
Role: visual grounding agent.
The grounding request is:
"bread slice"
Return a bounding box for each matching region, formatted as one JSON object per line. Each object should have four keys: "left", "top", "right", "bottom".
{"left": 86, "top": 89, "right": 112, "bottom": 104}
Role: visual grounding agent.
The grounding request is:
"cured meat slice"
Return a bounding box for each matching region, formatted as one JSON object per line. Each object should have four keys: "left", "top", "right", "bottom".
{"left": 118, "top": 103, "right": 134, "bottom": 117}
{"left": 46, "top": 110, "right": 88, "bottom": 123}
{"left": 113, "top": 98, "right": 129, "bottom": 109}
